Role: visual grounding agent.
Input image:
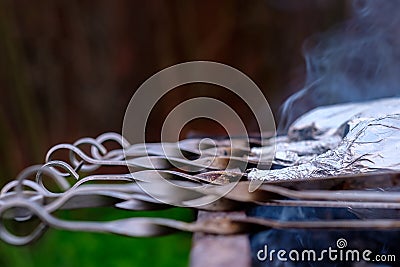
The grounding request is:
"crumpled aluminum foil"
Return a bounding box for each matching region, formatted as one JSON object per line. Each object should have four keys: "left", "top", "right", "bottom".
{"left": 249, "top": 97, "right": 400, "bottom": 181}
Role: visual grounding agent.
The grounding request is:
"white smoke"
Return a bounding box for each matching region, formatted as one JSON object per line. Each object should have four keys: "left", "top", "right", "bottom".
{"left": 278, "top": 0, "right": 400, "bottom": 133}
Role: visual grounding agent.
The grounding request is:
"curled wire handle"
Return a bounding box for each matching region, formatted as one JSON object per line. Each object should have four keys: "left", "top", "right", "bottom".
{"left": 96, "top": 132, "right": 130, "bottom": 148}
{"left": 99, "top": 149, "right": 125, "bottom": 161}
{"left": 46, "top": 144, "right": 128, "bottom": 169}
{"left": 0, "top": 198, "right": 49, "bottom": 245}
{"left": 74, "top": 137, "right": 108, "bottom": 155}
{"left": 0, "top": 219, "right": 48, "bottom": 246}
{"left": 40, "top": 174, "right": 137, "bottom": 212}
{"left": 35, "top": 161, "right": 79, "bottom": 194}
{"left": 71, "top": 137, "right": 108, "bottom": 172}
{"left": 15, "top": 165, "right": 69, "bottom": 198}
{"left": 41, "top": 160, "right": 79, "bottom": 179}
{"left": 47, "top": 143, "right": 248, "bottom": 171}
{"left": 90, "top": 132, "right": 130, "bottom": 162}
{"left": 1, "top": 180, "right": 47, "bottom": 197}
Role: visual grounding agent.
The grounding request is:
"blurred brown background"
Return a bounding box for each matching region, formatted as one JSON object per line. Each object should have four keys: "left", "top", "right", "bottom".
{"left": 0, "top": 1, "right": 352, "bottom": 267}
{"left": 0, "top": 0, "right": 349, "bottom": 180}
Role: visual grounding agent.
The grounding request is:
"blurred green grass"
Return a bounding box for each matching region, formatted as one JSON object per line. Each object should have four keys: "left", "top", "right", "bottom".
{"left": 0, "top": 207, "right": 195, "bottom": 267}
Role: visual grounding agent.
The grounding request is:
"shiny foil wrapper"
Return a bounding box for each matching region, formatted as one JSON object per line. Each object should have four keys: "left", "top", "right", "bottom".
{"left": 249, "top": 97, "right": 400, "bottom": 182}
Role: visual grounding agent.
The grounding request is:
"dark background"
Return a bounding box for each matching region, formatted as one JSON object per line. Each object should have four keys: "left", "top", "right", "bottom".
{"left": 0, "top": 1, "right": 349, "bottom": 266}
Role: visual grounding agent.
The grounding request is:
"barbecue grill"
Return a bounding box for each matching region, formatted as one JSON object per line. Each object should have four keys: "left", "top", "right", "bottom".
{"left": 1, "top": 97, "right": 399, "bottom": 266}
